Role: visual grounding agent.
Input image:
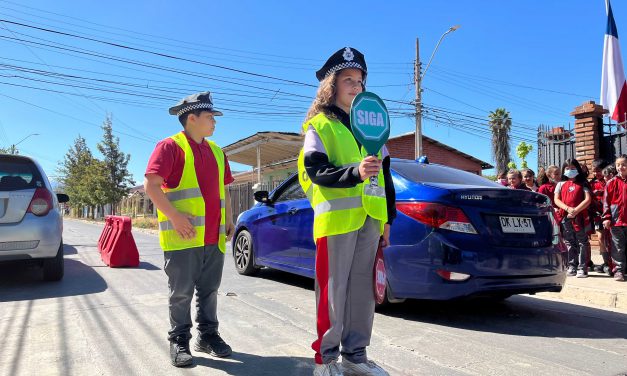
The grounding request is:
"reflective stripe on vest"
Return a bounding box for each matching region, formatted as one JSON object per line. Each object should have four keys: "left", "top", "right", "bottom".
{"left": 297, "top": 112, "right": 387, "bottom": 240}
{"left": 313, "top": 196, "right": 362, "bottom": 216}
{"left": 159, "top": 216, "right": 206, "bottom": 231}
{"left": 165, "top": 187, "right": 202, "bottom": 201}
{"left": 157, "top": 132, "right": 227, "bottom": 253}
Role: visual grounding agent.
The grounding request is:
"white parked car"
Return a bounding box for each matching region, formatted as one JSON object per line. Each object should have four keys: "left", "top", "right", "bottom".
{"left": 0, "top": 154, "right": 69, "bottom": 281}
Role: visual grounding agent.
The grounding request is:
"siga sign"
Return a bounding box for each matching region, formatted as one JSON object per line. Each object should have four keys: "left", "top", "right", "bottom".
{"left": 350, "top": 91, "right": 391, "bottom": 155}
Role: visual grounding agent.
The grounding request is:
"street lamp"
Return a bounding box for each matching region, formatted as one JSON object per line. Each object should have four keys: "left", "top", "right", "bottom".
{"left": 415, "top": 25, "right": 460, "bottom": 159}
{"left": 10, "top": 133, "right": 40, "bottom": 154}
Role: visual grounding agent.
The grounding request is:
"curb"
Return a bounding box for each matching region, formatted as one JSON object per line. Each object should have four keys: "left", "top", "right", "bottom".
{"left": 538, "top": 282, "right": 627, "bottom": 311}
{"left": 558, "top": 283, "right": 627, "bottom": 310}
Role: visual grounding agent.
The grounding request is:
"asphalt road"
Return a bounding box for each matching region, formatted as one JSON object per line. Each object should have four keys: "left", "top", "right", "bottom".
{"left": 1, "top": 219, "right": 626, "bottom": 376}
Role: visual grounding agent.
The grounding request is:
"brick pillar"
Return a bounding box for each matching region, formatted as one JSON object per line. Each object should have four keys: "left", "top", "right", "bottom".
{"left": 570, "top": 101, "right": 607, "bottom": 174}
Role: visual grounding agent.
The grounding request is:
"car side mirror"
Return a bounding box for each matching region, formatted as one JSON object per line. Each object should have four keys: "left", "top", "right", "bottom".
{"left": 254, "top": 190, "right": 271, "bottom": 204}
{"left": 57, "top": 193, "right": 69, "bottom": 203}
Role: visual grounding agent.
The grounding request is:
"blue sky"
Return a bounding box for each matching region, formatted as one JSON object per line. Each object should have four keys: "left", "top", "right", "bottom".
{"left": 0, "top": 0, "right": 623, "bottom": 183}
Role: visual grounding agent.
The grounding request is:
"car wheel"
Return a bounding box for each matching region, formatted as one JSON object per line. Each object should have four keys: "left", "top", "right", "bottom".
{"left": 233, "top": 230, "right": 258, "bottom": 276}
{"left": 43, "top": 242, "right": 64, "bottom": 281}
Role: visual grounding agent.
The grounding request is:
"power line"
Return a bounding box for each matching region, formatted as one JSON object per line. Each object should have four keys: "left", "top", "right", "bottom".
{"left": 0, "top": 1, "right": 413, "bottom": 66}
{"left": 429, "top": 65, "right": 591, "bottom": 99}
{"left": 0, "top": 23, "right": 416, "bottom": 107}
{"left": 423, "top": 105, "right": 539, "bottom": 133}
{"left": 0, "top": 18, "right": 321, "bottom": 88}
{"left": 0, "top": 92, "right": 157, "bottom": 143}
{"left": 426, "top": 70, "right": 568, "bottom": 119}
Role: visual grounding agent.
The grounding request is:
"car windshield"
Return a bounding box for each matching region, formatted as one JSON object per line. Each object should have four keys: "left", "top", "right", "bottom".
{"left": 0, "top": 156, "right": 44, "bottom": 191}
{"left": 391, "top": 161, "right": 500, "bottom": 187}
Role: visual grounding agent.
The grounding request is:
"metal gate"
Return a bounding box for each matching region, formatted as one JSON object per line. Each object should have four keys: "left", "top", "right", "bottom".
{"left": 600, "top": 121, "right": 627, "bottom": 164}
{"left": 537, "top": 124, "right": 575, "bottom": 169}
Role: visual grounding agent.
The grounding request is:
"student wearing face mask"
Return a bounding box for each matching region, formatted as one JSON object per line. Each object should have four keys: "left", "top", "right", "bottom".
{"left": 554, "top": 158, "right": 592, "bottom": 278}
{"left": 496, "top": 171, "right": 508, "bottom": 186}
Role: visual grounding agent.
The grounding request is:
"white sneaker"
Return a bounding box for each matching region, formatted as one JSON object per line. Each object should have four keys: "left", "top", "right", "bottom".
{"left": 342, "top": 359, "right": 389, "bottom": 376}
{"left": 576, "top": 269, "right": 588, "bottom": 278}
{"left": 314, "top": 360, "right": 344, "bottom": 376}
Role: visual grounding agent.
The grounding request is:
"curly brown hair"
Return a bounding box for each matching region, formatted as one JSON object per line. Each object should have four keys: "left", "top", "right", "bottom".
{"left": 304, "top": 72, "right": 338, "bottom": 125}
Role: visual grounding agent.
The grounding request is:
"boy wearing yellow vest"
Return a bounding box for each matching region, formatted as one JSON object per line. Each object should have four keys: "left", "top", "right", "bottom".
{"left": 298, "top": 47, "right": 396, "bottom": 376}
{"left": 144, "top": 92, "right": 235, "bottom": 367}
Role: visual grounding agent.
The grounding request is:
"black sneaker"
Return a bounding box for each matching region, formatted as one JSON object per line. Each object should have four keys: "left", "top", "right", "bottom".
{"left": 195, "top": 332, "right": 232, "bottom": 358}
{"left": 566, "top": 266, "right": 577, "bottom": 276}
{"left": 594, "top": 263, "right": 606, "bottom": 273}
{"left": 170, "top": 336, "right": 193, "bottom": 367}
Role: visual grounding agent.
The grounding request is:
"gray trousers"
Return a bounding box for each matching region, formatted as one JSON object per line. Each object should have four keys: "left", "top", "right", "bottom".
{"left": 610, "top": 226, "right": 627, "bottom": 273}
{"left": 561, "top": 218, "right": 591, "bottom": 270}
{"left": 312, "top": 216, "right": 381, "bottom": 365}
{"left": 163, "top": 244, "right": 224, "bottom": 342}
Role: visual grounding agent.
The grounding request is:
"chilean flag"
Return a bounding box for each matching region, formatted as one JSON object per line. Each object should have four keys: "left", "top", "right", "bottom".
{"left": 601, "top": 0, "right": 627, "bottom": 123}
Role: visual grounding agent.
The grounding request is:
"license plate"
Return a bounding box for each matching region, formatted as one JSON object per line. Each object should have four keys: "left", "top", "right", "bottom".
{"left": 499, "top": 216, "right": 535, "bottom": 234}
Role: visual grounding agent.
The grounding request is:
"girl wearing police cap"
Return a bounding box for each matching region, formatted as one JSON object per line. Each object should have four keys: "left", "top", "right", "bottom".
{"left": 298, "top": 47, "right": 396, "bottom": 376}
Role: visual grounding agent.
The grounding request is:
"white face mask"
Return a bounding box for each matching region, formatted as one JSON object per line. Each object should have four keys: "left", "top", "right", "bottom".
{"left": 564, "top": 169, "right": 579, "bottom": 179}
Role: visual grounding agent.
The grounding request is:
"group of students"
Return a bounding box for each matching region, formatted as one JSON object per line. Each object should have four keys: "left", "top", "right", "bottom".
{"left": 497, "top": 158, "right": 627, "bottom": 282}
{"left": 144, "top": 46, "right": 392, "bottom": 376}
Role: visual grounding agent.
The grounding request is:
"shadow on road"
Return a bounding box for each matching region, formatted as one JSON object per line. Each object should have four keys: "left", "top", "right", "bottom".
{"left": 379, "top": 295, "right": 627, "bottom": 340}
{"left": 250, "top": 268, "right": 627, "bottom": 340}
{"left": 251, "top": 268, "right": 314, "bottom": 291}
{"left": 192, "top": 352, "right": 312, "bottom": 375}
{"left": 137, "top": 261, "right": 161, "bottom": 270}
{"left": 0, "top": 250, "right": 107, "bottom": 302}
{"left": 63, "top": 245, "right": 78, "bottom": 255}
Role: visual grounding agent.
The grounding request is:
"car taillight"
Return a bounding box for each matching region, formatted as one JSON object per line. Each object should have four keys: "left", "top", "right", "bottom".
{"left": 27, "top": 188, "right": 53, "bottom": 216}
{"left": 396, "top": 202, "right": 477, "bottom": 234}
{"left": 436, "top": 269, "right": 471, "bottom": 281}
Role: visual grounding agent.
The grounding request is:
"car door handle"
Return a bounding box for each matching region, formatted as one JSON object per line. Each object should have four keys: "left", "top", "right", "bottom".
{"left": 288, "top": 208, "right": 298, "bottom": 215}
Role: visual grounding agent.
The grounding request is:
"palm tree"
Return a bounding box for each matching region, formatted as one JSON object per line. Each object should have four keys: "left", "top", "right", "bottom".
{"left": 488, "top": 108, "right": 512, "bottom": 174}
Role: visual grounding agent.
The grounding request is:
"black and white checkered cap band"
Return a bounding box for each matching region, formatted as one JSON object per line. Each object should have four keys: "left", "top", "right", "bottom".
{"left": 324, "top": 62, "right": 365, "bottom": 78}
{"left": 176, "top": 103, "right": 215, "bottom": 117}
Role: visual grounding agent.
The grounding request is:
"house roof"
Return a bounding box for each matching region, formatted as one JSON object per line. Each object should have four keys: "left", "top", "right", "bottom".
{"left": 222, "top": 131, "right": 303, "bottom": 167}
{"left": 223, "top": 130, "right": 493, "bottom": 170}
{"left": 388, "top": 131, "right": 494, "bottom": 169}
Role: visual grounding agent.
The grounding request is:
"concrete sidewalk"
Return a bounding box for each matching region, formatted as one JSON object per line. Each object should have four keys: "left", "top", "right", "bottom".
{"left": 538, "top": 251, "right": 627, "bottom": 310}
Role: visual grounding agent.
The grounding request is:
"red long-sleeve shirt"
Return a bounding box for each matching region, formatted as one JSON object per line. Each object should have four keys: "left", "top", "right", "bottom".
{"left": 602, "top": 176, "right": 627, "bottom": 227}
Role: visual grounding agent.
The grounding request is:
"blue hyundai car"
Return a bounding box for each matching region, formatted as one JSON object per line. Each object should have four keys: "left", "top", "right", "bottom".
{"left": 232, "top": 159, "right": 566, "bottom": 304}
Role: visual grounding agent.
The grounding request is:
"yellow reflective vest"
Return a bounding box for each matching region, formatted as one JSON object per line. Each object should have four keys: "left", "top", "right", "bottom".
{"left": 157, "top": 132, "right": 226, "bottom": 253}
{"left": 298, "top": 112, "right": 387, "bottom": 240}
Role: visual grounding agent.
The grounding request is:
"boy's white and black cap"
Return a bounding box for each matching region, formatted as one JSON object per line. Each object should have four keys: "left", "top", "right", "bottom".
{"left": 315, "top": 47, "right": 367, "bottom": 81}
{"left": 168, "top": 91, "right": 223, "bottom": 117}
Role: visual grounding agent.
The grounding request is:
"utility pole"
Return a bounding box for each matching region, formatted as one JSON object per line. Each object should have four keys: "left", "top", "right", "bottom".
{"left": 414, "top": 38, "right": 422, "bottom": 160}
{"left": 9, "top": 133, "right": 39, "bottom": 155}
{"left": 414, "top": 26, "right": 460, "bottom": 160}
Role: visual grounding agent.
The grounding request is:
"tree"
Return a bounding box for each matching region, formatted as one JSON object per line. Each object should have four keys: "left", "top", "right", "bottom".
{"left": 488, "top": 108, "right": 513, "bottom": 174}
{"left": 0, "top": 146, "right": 10, "bottom": 154}
{"left": 515, "top": 141, "right": 533, "bottom": 169}
{"left": 58, "top": 135, "right": 94, "bottom": 214}
{"left": 96, "top": 114, "right": 135, "bottom": 213}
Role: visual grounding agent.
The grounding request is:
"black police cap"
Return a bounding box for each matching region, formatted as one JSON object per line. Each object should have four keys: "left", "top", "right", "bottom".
{"left": 168, "top": 91, "right": 223, "bottom": 117}
{"left": 315, "top": 47, "right": 367, "bottom": 81}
